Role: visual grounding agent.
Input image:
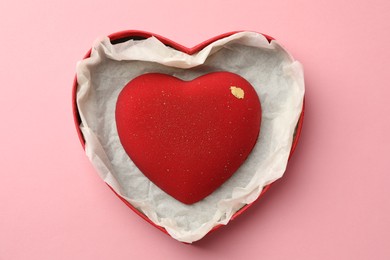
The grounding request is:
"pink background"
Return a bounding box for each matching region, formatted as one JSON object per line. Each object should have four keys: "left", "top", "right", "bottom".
{"left": 1, "top": 0, "right": 389, "bottom": 259}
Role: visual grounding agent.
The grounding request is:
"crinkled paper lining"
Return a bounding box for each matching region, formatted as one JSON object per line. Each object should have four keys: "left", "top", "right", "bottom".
{"left": 76, "top": 31, "right": 305, "bottom": 243}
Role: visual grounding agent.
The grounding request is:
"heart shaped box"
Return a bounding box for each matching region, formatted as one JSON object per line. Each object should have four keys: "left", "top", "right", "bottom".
{"left": 72, "top": 30, "right": 305, "bottom": 243}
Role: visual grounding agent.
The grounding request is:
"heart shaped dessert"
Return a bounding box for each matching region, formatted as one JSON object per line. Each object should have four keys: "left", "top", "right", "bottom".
{"left": 73, "top": 30, "right": 305, "bottom": 243}
{"left": 115, "top": 72, "right": 261, "bottom": 204}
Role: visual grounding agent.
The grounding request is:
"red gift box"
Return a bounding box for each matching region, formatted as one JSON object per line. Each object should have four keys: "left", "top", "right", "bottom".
{"left": 72, "top": 30, "right": 305, "bottom": 242}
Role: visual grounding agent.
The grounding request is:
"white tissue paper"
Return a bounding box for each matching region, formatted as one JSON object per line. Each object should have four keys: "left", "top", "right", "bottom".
{"left": 76, "top": 31, "right": 305, "bottom": 243}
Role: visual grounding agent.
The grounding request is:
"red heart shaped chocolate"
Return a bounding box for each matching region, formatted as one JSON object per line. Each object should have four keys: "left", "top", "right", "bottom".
{"left": 115, "top": 72, "right": 261, "bottom": 204}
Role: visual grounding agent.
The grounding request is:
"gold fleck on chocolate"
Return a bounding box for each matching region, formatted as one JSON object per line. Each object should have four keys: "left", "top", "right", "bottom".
{"left": 230, "top": 86, "right": 245, "bottom": 99}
